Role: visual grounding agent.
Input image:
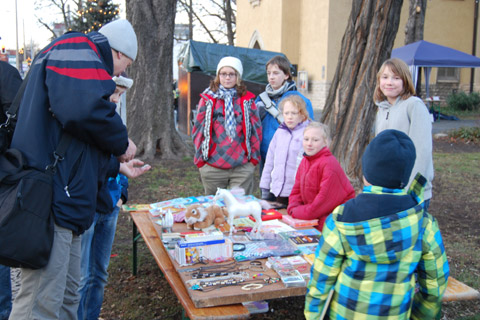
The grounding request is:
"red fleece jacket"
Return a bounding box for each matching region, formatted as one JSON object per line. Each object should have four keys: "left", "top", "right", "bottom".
{"left": 287, "top": 147, "right": 355, "bottom": 229}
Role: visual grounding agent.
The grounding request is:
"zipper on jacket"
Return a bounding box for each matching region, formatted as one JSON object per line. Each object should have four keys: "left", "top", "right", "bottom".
{"left": 386, "top": 111, "right": 389, "bottom": 120}
{"left": 278, "top": 133, "right": 294, "bottom": 196}
{"left": 64, "top": 186, "right": 71, "bottom": 198}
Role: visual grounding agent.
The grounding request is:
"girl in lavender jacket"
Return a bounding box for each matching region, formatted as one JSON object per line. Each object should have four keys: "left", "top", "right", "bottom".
{"left": 260, "top": 95, "right": 311, "bottom": 205}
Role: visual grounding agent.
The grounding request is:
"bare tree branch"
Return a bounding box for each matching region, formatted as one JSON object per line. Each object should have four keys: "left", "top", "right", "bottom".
{"left": 37, "top": 18, "right": 58, "bottom": 39}
{"left": 34, "top": 0, "right": 74, "bottom": 36}
{"left": 194, "top": 11, "right": 218, "bottom": 43}
{"left": 178, "top": 0, "right": 194, "bottom": 39}
{"left": 175, "top": 0, "right": 235, "bottom": 44}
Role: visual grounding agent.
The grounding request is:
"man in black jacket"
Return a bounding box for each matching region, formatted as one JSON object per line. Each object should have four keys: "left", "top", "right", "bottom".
{"left": 9, "top": 19, "right": 138, "bottom": 319}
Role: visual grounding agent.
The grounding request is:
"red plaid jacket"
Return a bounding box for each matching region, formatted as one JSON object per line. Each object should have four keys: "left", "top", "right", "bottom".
{"left": 192, "top": 91, "right": 262, "bottom": 169}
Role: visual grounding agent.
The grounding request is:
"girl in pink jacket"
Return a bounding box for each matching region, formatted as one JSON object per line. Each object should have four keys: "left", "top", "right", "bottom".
{"left": 287, "top": 122, "right": 355, "bottom": 229}
{"left": 259, "top": 95, "right": 311, "bottom": 206}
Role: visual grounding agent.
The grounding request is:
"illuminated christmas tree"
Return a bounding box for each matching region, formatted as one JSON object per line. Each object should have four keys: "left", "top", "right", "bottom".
{"left": 73, "top": 0, "right": 120, "bottom": 33}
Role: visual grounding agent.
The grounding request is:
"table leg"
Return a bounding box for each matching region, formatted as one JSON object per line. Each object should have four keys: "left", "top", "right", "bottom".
{"left": 132, "top": 221, "right": 142, "bottom": 276}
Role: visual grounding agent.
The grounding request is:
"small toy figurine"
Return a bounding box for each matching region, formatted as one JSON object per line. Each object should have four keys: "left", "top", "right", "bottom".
{"left": 162, "top": 209, "right": 174, "bottom": 233}
{"left": 184, "top": 204, "right": 228, "bottom": 230}
{"left": 214, "top": 188, "right": 262, "bottom": 236}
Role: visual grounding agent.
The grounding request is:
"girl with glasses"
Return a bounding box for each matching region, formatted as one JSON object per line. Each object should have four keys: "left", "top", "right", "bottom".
{"left": 192, "top": 56, "right": 262, "bottom": 196}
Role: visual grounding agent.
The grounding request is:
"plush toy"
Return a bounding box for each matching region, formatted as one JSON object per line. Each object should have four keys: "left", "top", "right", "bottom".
{"left": 184, "top": 204, "right": 228, "bottom": 230}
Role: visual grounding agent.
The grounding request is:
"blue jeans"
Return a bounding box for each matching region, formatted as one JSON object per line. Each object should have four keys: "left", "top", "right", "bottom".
{"left": 0, "top": 265, "right": 11, "bottom": 320}
{"left": 77, "top": 206, "right": 120, "bottom": 320}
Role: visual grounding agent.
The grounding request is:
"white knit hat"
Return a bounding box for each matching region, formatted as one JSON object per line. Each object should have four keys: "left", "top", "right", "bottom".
{"left": 113, "top": 75, "right": 133, "bottom": 89}
{"left": 99, "top": 19, "right": 138, "bottom": 61}
{"left": 216, "top": 56, "right": 243, "bottom": 78}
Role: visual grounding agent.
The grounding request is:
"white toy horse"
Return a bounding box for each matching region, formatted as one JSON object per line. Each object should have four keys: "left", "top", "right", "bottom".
{"left": 214, "top": 188, "right": 262, "bottom": 236}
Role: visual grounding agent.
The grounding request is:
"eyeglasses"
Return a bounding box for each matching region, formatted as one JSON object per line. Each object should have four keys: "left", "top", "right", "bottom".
{"left": 219, "top": 72, "right": 237, "bottom": 78}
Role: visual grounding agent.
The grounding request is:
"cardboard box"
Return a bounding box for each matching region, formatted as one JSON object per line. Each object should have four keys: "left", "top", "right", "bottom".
{"left": 174, "top": 238, "right": 233, "bottom": 266}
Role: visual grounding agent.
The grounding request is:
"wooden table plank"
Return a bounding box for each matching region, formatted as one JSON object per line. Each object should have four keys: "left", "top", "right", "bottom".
{"left": 130, "top": 210, "right": 479, "bottom": 317}
{"left": 443, "top": 277, "right": 480, "bottom": 302}
{"left": 130, "top": 211, "right": 249, "bottom": 320}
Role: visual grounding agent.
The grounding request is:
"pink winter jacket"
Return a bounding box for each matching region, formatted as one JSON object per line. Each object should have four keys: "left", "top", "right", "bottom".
{"left": 287, "top": 147, "right": 355, "bottom": 230}
{"left": 260, "top": 121, "right": 309, "bottom": 197}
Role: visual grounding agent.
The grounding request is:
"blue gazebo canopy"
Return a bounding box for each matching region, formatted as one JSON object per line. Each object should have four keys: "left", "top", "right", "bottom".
{"left": 391, "top": 40, "right": 480, "bottom": 98}
{"left": 392, "top": 40, "right": 480, "bottom": 68}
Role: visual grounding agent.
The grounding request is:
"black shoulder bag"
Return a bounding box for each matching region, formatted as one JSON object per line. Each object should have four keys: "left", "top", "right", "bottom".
{"left": 0, "top": 70, "right": 71, "bottom": 269}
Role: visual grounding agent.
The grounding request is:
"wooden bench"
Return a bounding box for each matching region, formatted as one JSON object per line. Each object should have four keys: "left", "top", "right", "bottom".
{"left": 443, "top": 277, "right": 480, "bottom": 301}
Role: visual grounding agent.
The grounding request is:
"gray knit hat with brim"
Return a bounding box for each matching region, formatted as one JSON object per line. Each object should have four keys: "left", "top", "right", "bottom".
{"left": 99, "top": 19, "right": 138, "bottom": 61}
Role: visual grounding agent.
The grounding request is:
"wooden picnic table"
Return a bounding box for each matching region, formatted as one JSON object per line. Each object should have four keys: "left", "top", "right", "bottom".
{"left": 130, "top": 210, "right": 249, "bottom": 320}
{"left": 129, "top": 210, "right": 480, "bottom": 319}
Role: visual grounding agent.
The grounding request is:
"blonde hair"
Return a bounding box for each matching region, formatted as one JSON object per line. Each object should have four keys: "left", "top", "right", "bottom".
{"left": 279, "top": 95, "right": 310, "bottom": 122}
{"left": 374, "top": 58, "right": 416, "bottom": 102}
{"left": 210, "top": 67, "right": 247, "bottom": 96}
{"left": 304, "top": 121, "right": 332, "bottom": 147}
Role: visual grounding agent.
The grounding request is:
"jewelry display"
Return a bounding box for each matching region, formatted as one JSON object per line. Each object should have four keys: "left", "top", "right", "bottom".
{"left": 241, "top": 283, "right": 264, "bottom": 290}
{"left": 186, "top": 272, "right": 249, "bottom": 288}
{"left": 192, "top": 270, "right": 244, "bottom": 279}
{"left": 178, "top": 259, "right": 237, "bottom": 273}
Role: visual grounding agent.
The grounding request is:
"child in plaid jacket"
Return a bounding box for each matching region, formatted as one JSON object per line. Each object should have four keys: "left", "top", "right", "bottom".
{"left": 305, "top": 129, "right": 449, "bottom": 320}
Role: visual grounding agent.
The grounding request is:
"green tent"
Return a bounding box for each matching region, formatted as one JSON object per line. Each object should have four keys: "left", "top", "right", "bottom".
{"left": 177, "top": 40, "right": 287, "bottom": 84}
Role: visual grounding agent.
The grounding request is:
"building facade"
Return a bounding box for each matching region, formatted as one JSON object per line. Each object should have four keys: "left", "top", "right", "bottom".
{"left": 237, "top": 0, "right": 480, "bottom": 110}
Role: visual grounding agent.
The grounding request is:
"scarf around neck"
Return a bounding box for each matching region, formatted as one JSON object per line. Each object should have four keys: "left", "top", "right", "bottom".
{"left": 208, "top": 85, "right": 237, "bottom": 139}
{"left": 265, "top": 80, "right": 297, "bottom": 100}
{"left": 200, "top": 87, "right": 253, "bottom": 161}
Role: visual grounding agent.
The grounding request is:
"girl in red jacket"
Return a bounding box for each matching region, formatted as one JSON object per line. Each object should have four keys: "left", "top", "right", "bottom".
{"left": 287, "top": 122, "right": 355, "bottom": 229}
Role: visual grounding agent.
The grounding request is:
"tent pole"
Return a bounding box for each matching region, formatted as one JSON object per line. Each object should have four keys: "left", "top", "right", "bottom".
{"left": 416, "top": 66, "right": 422, "bottom": 98}
{"left": 470, "top": 0, "right": 479, "bottom": 93}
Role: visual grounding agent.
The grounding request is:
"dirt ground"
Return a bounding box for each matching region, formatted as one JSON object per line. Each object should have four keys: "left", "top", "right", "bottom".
{"left": 100, "top": 137, "right": 480, "bottom": 320}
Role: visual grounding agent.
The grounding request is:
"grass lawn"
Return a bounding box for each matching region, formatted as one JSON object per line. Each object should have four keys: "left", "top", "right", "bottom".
{"left": 99, "top": 137, "right": 480, "bottom": 320}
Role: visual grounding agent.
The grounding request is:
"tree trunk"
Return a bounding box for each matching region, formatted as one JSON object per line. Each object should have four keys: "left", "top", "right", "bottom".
{"left": 321, "top": 0, "right": 403, "bottom": 190}
{"left": 405, "top": 0, "right": 427, "bottom": 97}
{"left": 188, "top": 0, "right": 194, "bottom": 40}
{"left": 126, "top": 0, "right": 192, "bottom": 160}
{"left": 225, "top": 0, "right": 235, "bottom": 45}
{"left": 404, "top": 0, "right": 427, "bottom": 45}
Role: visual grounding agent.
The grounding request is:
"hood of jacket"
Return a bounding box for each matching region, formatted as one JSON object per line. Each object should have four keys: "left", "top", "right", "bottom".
{"left": 86, "top": 31, "right": 114, "bottom": 76}
{"left": 334, "top": 205, "right": 424, "bottom": 264}
{"left": 332, "top": 175, "right": 427, "bottom": 264}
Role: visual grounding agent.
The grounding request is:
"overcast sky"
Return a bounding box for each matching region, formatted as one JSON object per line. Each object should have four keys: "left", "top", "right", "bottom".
{"left": 1, "top": 0, "right": 217, "bottom": 78}
{"left": 0, "top": 0, "right": 126, "bottom": 50}
{"left": 0, "top": 0, "right": 44, "bottom": 49}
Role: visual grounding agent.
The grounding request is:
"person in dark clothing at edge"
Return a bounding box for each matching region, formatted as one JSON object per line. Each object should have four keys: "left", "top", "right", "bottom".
{"left": 0, "top": 60, "right": 23, "bottom": 320}
{"left": 8, "top": 19, "right": 138, "bottom": 320}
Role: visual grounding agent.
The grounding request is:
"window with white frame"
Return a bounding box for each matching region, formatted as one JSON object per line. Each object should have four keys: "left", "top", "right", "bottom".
{"left": 437, "top": 67, "right": 460, "bottom": 82}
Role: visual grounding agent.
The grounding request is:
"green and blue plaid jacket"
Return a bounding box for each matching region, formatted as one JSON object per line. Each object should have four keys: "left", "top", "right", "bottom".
{"left": 305, "top": 174, "right": 449, "bottom": 320}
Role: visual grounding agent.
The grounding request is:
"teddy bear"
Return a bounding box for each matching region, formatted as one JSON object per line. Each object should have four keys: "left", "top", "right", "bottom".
{"left": 184, "top": 204, "right": 228, "bottom": 230}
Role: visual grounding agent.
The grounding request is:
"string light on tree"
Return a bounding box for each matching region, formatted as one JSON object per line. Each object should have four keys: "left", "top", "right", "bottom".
{"left": 72, "top": 0, "right": 119, "bottom": 34}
